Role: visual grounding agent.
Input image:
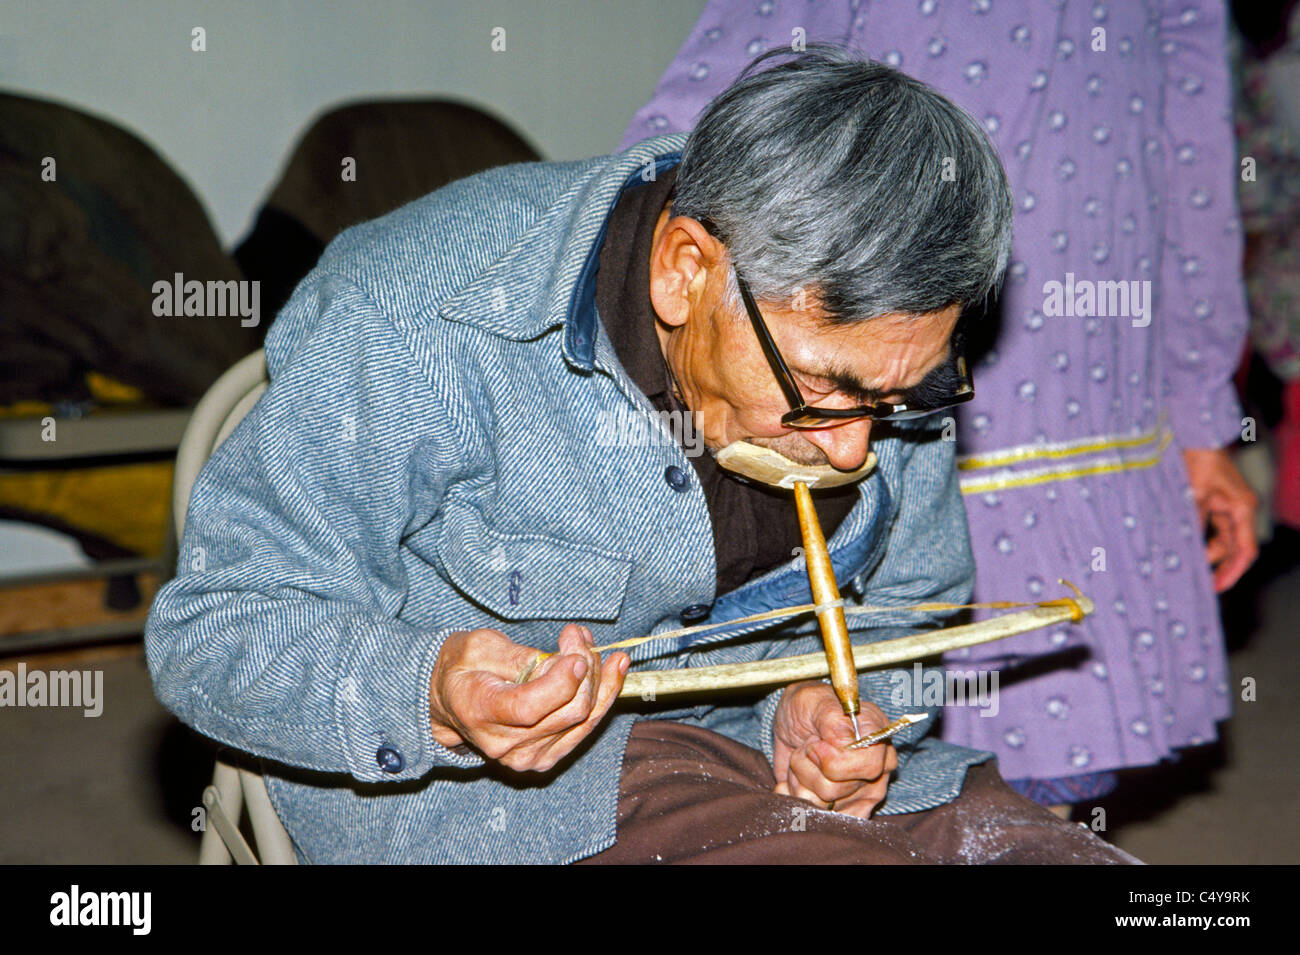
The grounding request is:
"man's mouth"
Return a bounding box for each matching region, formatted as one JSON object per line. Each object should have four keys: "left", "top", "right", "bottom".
{"left": 744, "top": 433, "right": 833, "bottom": 467}
{"left": 712, "top": 439, "right": 876, "bottom": 490}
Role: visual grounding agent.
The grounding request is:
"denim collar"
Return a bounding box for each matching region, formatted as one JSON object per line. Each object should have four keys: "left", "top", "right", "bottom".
{"left": 564, "top": 153, "right": 683, "bottom": 369}
{"left": 681, "top": 467, "right": 892, "bottom": 649}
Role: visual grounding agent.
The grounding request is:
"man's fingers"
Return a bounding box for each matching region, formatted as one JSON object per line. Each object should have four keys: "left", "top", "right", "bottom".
{"left": 489, "top": 624, "right": 605, "bottom": 730}
{"left": 786, "top": 772, "right": 831, "bottom": 808}
{"left": 529, "top": 652, "right": 630, "bottom": 768}
{"left": 833, "top": 777, "right": 891, "bottom": 819}
{"left": 813, "top": 703, "right": 858, "bottom": 749}
{"left": 444, "top": 628, "right": 540, "bottom": 683}
{"left": 558, "top": 624, "right": 601, "bottom": 708}
{"left": 771, "top": 743, "right": 793, "bottom": 789}
{"left": 486, "top": 653, "right": 588, "bottom": 728}
{"left": 788, "top": 748, "right": 857, "bottom": 806}
{"left": 535, "top": 651, "right": 626, "bottom": 748}
{"left": 817, "top": 738, "right": 890, "bottom": 783}
{"left": 556, "top": 623, "right": 595, "bottom": 657}
{"left": 437, "top": 624, "right": 633, "bottom": 772}
{"left": 832, "top": 698, "right": 891, "bottom": 744}
{"left": 808, "top": 697, "right": 892, "bottom": 781}
{"left": 588, "top": 651, "right": 629, "bottom": 720}
{"left": 771, "top": 685, "right": 899, "bottom": 810}
{"left": 787, "top": 749, "right": 825, "bottom": 804}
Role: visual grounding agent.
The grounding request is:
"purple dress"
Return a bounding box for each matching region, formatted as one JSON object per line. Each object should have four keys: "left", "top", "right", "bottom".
{"left": 622, "top": 0, "right": 1249, "bottom": 794}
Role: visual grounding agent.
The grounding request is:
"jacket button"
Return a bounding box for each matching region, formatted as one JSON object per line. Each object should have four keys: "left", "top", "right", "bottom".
{"left": 681, "top": 603, "right": 711, "bottom": 624}
{"left": 376, "top": 745, "right": 405, "bottom": 774}
{"left": 664, "top": 465, "right": 688, "bottom": 491}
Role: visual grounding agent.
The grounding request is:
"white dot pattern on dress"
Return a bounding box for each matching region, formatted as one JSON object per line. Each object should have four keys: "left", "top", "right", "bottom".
{"left": 624, "top": 0, "right": 1248, "bottom": 785}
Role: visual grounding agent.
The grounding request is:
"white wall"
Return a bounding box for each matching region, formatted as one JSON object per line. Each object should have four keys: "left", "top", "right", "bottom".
{"left": 1, "top": 0, "right": 705, "bottom": 245}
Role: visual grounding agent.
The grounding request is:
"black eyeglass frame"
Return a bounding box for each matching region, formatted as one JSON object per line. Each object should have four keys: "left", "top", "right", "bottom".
{"left": 730, "top": 266, "right": 975, "bottom": 429}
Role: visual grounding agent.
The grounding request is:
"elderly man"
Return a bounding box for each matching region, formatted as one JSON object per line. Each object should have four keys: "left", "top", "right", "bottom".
{"left": 147, "top": 47, "right": 1137, "bottom": 863}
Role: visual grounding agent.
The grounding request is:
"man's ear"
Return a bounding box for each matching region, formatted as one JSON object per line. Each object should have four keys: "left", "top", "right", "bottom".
{"left": 649, "top": 214, "right": 725, "bottom": 329}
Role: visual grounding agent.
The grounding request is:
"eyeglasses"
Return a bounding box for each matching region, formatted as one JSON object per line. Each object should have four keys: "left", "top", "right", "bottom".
{"left": 731, "top": 266, "right": 974, "bottom": 429}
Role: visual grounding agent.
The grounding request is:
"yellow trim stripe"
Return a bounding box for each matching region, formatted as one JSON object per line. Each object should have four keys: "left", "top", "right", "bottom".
{"left": 959, "top": 430, "right": 1173, "bottom": 494}
{"left": 957, "top": 415, "right": 1167, "bottom": 471}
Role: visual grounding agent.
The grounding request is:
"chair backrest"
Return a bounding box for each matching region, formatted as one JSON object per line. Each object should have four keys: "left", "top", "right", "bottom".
{"left": 170, "top": 348, "right": 298, "bottom": 864}
{"left": 173, "top": 349, "right": 268, "bottom": 538}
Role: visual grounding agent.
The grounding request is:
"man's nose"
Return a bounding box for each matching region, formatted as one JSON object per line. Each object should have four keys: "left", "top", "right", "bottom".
{"left": 802, "top": 418, "right": 873, "bottom": 471}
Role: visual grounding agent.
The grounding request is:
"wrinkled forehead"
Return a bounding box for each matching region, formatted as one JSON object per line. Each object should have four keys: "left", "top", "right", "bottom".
{"left": 785, "top": 304, "right": 962, "bottom": 369}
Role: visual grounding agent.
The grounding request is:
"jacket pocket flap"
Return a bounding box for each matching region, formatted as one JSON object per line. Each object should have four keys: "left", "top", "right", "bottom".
{"left": 436, "top": 500, "right": 633, "bottom": 622}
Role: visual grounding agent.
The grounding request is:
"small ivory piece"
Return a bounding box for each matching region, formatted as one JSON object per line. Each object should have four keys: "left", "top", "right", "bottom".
{"left": 848, "top": 712, "right": 929, "bottom": 748}
{"left": 715, "top": 441, "right": 877, "bottom": 489}
{"left": 618, "top": 597, "right": 1093, "bottom": 700}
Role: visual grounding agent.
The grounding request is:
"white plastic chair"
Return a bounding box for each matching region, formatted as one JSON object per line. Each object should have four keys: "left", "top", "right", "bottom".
{"left": 171, "top": 348, "right": 298, "bottom": 865}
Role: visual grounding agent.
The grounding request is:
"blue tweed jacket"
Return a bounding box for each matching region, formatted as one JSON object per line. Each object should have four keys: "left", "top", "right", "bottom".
{"left": 145, "top": 133, "right": 994, "bottom": 864}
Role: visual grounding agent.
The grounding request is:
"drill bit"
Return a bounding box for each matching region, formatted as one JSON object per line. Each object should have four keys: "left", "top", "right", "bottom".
{"left": 848, "top": 712, "right": 930, "bottom": 749}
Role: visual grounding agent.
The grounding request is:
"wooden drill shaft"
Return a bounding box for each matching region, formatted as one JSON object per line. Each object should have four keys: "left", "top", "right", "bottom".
{"left": 617, "top": 598, "right": 1093, "bottom": 699}
{"left": 793, "top": 481, "right": 860, "bottom": 721}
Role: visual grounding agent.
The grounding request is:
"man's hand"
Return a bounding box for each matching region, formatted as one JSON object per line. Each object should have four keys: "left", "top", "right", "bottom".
{"left": 772, "top": 681, "right": 898, "bottom": 819}
{"left": 1183, "top": 447, "right": 1259, "bottom": 592}
{"left": 428, "top": 624, "right": 629, "bottom": 772}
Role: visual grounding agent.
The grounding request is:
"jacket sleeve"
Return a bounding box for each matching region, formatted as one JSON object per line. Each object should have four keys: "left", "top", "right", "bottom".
{"left": 618, "top": 0, "right": 856, "bottom": 150}
{"left": 1157, "top": 0, "right": 1251, "bottom": 449}
{"left": 145, "top": 270, "right": 485, "bottom": 784}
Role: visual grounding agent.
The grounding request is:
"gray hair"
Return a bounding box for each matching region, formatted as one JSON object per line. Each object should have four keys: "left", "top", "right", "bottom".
{"left": 672, "top": 44, "right": 1013, "bottom": 324}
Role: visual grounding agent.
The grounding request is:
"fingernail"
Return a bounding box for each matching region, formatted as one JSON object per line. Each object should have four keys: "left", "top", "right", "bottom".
{"left": 573, "top": 658, "right": 589, "bottom": 680}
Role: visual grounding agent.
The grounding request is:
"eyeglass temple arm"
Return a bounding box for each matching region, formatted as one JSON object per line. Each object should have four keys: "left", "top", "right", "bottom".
{"left": 733, "top": 271, "right": 808, "bottom": 412}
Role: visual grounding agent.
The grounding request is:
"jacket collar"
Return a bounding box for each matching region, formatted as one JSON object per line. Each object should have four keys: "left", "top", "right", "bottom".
{"left": 437, "top": 134, "right": 687, "bottom": 372}
{"left": 693, "top": 472, "right": 892, "bottom": 640}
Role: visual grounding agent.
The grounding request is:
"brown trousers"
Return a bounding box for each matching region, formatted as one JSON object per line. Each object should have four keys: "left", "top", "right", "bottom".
{"left": 578, "top": 721, "right": 1141, "bottom": 865}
